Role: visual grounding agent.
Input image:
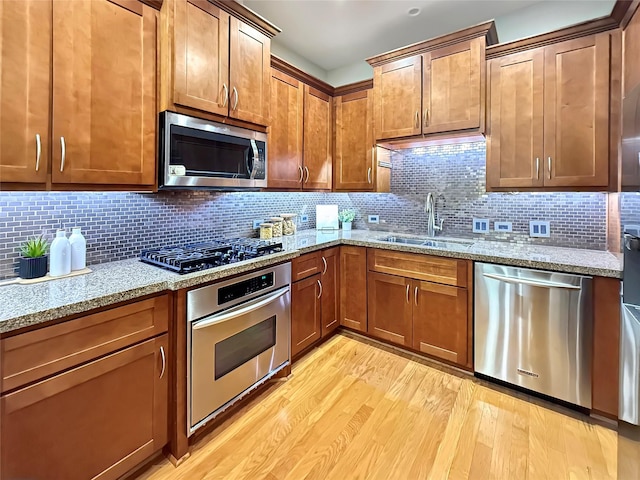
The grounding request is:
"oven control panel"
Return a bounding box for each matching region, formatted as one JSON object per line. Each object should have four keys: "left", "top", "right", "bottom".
{"left": 219, "top": 272, "right": 274, "bottom": 305}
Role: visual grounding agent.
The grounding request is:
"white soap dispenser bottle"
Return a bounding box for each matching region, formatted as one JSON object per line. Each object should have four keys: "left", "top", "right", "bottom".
{"left": 50, "top": 229, "right": 71, "bottom": 276}
{"left": 69, "top": 227, "right": 86, "bottom": 271}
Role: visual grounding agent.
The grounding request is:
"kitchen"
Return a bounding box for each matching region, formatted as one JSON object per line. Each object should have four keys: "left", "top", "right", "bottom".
{"left": 1, "top": 0, "right": 640, "bottom": 478}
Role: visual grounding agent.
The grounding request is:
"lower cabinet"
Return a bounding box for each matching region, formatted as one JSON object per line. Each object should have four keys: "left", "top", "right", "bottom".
{"left": 291, "top": 273, "right": 322, "bottom": 357}
{"left": 320, "top": 247, "right": 340, "bottom": 336}
{"left": 367, "top": 271, "right": 412, "bottom": 346}
{"left": 1, "top": 334, "right": 168, "bottom": 480}
{"left": 339, "top": 246, "right": 367, "bottom": 331}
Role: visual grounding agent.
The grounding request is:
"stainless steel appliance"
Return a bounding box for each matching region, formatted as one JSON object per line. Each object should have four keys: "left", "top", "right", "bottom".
{"left": 159, "top": 111, "right": 267, "bottom": 190}
{"left": 620, "top": 234, "right": 640, "bottom": 424}
{"left": 187, "top": 262, "right": 291, "bottom": 435}
{"left": 475, "top": 263, "right": 593, "bottom": 408}
{"left": 140, "top": 238, "right": 283, "bottom": 274}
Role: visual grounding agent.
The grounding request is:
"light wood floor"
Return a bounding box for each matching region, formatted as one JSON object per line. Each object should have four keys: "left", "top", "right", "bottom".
{"left": 136, "top": 332, "right": 621, "bottom": 480}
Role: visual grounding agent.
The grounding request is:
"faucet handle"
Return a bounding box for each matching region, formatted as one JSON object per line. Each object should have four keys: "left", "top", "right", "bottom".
{"left": 435, "top": 219, "right": 444, "bottom": 231}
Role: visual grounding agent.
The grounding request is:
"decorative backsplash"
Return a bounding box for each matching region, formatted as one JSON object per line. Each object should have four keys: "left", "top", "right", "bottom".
{"left": 0, "top": 141, "right": 612, "bottom": 279}
{"left": 621, "top": 192, "right": 640, "bottom": 234}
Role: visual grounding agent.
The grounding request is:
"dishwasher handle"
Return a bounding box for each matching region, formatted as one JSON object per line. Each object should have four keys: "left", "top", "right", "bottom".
{"left": 482, "top": 272, "right": 582, "bottom": 290}
{"left": 192, "top": 286, "right": 289, "bottom": 330}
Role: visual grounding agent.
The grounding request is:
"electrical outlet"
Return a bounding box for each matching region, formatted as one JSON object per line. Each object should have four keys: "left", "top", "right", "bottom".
{"left": 494, "top": 221, "right": 512, "bottom": 232}
{"left": 472, "top": 219, "right": 489, "bottom": 233}
{"left": 300, "top": 215, "right": 309, "bottom": 223}
{"left": 624, "top": 225, "right": 640, "bottom": 237}
{"left": 252, "top": 220, "right": 262, "bottom": 229}
{"left": 368, "top": 215, "right": 380, "bottom": 224}
{"left": 529, "top": 220, "right": 551, "bottom": 238}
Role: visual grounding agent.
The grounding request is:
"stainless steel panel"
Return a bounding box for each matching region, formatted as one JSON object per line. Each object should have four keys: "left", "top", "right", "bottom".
{"left": 474, "top": 263, "right": 593, "bottom": 408}
{"left": 621, "top": 303, "right": 640, "bottom": 425}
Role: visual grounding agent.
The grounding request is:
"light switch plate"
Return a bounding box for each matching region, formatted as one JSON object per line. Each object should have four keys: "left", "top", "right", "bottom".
{"left": 252, "top": 219, "right": 262, "bottom": 229}
{"left": 368, "top": 215, "right": 380, "bottom": 224}
{"left": 530, "top": 220, "right": 551, "bottom": 238}
{"left": 472, "top": 218, "right": 490, "bottom": 233}
{"left": 300, "top": 215, "right": 309, "bottom": 223}
{"left": 494, "top": 221, "right": 512, "bottom": 232}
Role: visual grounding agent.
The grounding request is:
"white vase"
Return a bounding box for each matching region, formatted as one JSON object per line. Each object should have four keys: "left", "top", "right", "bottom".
{"left": 342, "top": 222, "right": 352, "bottom": 231}
{"left": 69, "top": 227, "right": 87, "bottom": 271}
{"left": 50, "top": 230, "right": 71, "bottom": 277}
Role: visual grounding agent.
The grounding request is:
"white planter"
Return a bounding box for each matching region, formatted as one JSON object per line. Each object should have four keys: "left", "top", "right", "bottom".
{"left": 342, "top": 222, "right": 352, "bottom": 231}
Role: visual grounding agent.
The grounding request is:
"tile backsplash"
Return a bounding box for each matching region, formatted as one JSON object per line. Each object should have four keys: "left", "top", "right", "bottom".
{"left": 0, "top": 141, "right": 612, "bottom": 279}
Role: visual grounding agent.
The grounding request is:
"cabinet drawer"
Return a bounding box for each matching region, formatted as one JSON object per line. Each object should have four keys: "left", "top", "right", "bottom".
{"left": 292, "top": 251, "right": 322, "bottom": 281}
{"left": 367, "top": 248, "right": 467, "bottom": 287}
{"left": 1, "top": 295, "right": 169, "bottom": 393}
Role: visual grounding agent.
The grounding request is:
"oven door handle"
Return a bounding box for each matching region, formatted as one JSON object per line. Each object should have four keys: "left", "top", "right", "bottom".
{"left": 192, "top": 286, "right": 289, "bottom": 330}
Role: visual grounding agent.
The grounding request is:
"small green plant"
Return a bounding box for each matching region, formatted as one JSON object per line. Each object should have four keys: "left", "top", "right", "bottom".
{"left": 20, "top": 236, "right": 49, "bottom": 258}
{"left": 338, "top": 209, "right": 356, "bottom": 223}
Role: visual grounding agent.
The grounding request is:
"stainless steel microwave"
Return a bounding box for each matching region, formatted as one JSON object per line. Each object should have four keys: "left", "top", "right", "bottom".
{"left": 159, "top": 111, "right": 267, "bottom": 190}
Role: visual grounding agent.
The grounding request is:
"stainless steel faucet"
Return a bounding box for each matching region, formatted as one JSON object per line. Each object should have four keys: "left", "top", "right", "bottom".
{"left": 425, "top": 192, "right": 443, "bottom": 237}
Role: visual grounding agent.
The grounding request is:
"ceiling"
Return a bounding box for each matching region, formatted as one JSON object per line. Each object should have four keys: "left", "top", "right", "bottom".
{"left": 243, "top": 0, "right": 615, "bottom": 72}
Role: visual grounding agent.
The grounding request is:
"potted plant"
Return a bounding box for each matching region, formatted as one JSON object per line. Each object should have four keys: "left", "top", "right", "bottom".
{"left": 19, "top": 236, "right": 49, "bottom": 279}
{"left": 338, "top": 209, "right": 356, "bottom": 231}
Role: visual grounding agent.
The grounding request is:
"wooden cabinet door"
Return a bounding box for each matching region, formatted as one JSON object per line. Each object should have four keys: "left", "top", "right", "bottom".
{"left": 412, "top": 281, "right": 468, "bottom": 366}
{"left": 172, "top": 0, "right": 230, "bottom": 117}
{"left": 543, "top": 34, "right": 610, "bottom": 188}
{"left": 51, "top": 0, "right": 156, "bottom": 186}
{"left": 422, "top": 38, "right": 483, "bottom": 134}
{"left": 229, "top": 18, "right": 270, "bottom": 126}
{"left": 1, "top": 335, "right": 168, "bottom": 480}
{"left": 291, "top": 274, "right": 321, "bottom": 357}
{"left": 367, "top": 272, "right": 412, "bottom": 347}
{"left": 373, "top": 55, "right": 422, "bottom": 140}
{"left": 268, "top": 69, "right": 303, "bottom": 189}
{"left": 486, "top": 49, "right": 545, "bottom": 189}
{"left": 339, "top": 246, "right": 367, "bottom": 332}
{"left": 0, "top": 0, "right": 50, "bottom": 185}
{"left": 334, "top": 90, "right": 375, "bottom": 191}
{"left": 303, "top": 85, "right": 332, "bottom": 190}
{"left": 320, "top": 247, "right": 339, "bottom": 337}
{"left": 624, "top": 6, "right": 640, "bottom": 98}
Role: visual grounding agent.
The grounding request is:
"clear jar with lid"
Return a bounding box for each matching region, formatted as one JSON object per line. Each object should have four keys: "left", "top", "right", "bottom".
{"left": 269, "top": 217, "right": 284, "bottom": 237}
{"left": 260, "top": 223, "right": 273, "bottom": 240}
{"left": 281, "top": 214, "right": 297, "bottom": 236}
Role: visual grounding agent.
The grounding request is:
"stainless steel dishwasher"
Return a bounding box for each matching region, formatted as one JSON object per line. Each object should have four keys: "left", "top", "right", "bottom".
{"left": 475, "top": 263, "right": 593, "bottom": 408}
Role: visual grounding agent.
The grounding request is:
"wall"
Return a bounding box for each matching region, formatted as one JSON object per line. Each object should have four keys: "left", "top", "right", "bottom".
{"left": 271, "top": 42, "right": 329, "bottom": 83}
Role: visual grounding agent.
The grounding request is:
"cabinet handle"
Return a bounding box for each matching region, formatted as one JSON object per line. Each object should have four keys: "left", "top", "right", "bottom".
{"left": 535, "top": 157, "right": 539, "bottom": 179}
{"left": 35, "top": 134, "right": 41, "bottom": 171}
{"left": 232, "top": 86, "right": 239, "bottom": 110}
{"left": 415, "top": 110, "right": 420, "bottom": 129}
{"left": 298, "top": 165, "right": 304, "bottom": 183}
{"left": 406, "top": 284, "right": 410, "bottom": 303}
{"left": 317, "top": 279, "right": 323, "bottom": 299}
{"left": 221, "top": 83, "right": 229, "bottom": 107}
{"left": 367, "top": 167, "right": 372, "bottom": 184}
{"left": 423, "top": 108, "right": 429, "bottom": 127}
{"left": 414, "top": 286, "right": 419, "bottom": 306}
{"left": 322, "top": 256, "right": 327, "bottom": 275}
{"left": 547, "top": 156, "right": 552, "bottom": 179}
{"left": 304, "top": 166, "right": 309, "bottom": 183}
{"left": 159, "top": 346, "right": 166, "bottom": 379}
{"left": 60, "top": 137, "right": 66, "bottom": 172}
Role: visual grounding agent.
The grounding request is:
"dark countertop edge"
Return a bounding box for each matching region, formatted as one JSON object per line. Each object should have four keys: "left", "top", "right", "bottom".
{"left": 0, "top": 235, "right": 623, "bottom": 334}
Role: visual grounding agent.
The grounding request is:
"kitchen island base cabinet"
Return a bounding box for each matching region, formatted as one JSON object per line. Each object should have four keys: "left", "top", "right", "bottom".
{"left": 339, "top": 246, "right": 367, "bottom": 332}
{"left": 291, "top": 274, "right": 322, "bottom": 358}
{"left": 1, "top": 334, "right": 168, "bottom": 480}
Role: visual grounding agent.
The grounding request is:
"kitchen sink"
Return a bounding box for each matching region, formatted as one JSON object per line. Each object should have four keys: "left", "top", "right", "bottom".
{"left": 380, "top": 235, "right": 473, "bottom": 249}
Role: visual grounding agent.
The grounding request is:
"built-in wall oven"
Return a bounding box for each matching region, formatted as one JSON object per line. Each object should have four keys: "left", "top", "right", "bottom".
{"left": 159, "top": 111, "right": 267, "bottom": 190}
{"left": 187, "top": 263, "right": 291, "bottom": 435}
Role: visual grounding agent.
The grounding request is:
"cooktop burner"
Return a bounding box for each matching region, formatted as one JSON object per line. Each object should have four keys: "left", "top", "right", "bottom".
{"left": 140, "top": 238, "right": 283, "bottom": 274}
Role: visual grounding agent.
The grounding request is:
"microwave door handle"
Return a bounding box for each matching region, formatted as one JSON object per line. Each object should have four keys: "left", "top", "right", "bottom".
{"left": 192, "top": 286, "right": 289, "bottom": 330}
{"left": 249, "top": 139, "right": 259, "bottom": 179}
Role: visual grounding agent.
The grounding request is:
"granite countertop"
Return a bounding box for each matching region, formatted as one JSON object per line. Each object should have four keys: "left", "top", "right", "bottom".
{"left": 0, "top": 229, "right": 623, "bottom": 334}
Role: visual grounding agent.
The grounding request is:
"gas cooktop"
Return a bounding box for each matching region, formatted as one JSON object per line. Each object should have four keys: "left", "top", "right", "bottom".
{"left": 140, "top": 238, "right": 283, "bottom": 274}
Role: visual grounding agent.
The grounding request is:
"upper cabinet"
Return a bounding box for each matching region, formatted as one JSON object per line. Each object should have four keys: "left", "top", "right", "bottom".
{"left": 161, "top": 0, "right": 276, "bottom": 128}
{"left": 624, "top": 4, "right": 640, "bottom": 98}
{"left": 368, "top": 23, "right": 495, "bottom": 142}
{"left": 0, "top": 0, "right": 157, "bottom": 189}
{"left": 487, "top": 33, "right": 612, "bottom": 190}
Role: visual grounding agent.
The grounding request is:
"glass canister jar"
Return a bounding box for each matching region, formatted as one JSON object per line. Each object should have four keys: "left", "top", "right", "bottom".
{"left": 260, "top": 223, "right": 273, "bottom": 240}
{"left": 281, "top": 214, "right": 297, "bottom": 236}
{"left": 269, "top": 217, "right": 284, "bottom": 237}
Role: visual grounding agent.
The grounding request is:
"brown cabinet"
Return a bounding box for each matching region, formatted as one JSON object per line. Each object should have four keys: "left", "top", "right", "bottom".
{"left": 624, "top": 5, "right": 640, "bottom": 97}
{"left": 1, "top": 294, "right": 170, "bottom": 480}
{"left": 320, "top": 247, "right": 339, "bottom": 337}
{"left": 339, "top": 246, "right": 367, "bottom": 332}
{"left": 291, "top": 274, "right": 322, "bottom": 357}
{"left": 367, "top": 271, "right": 412, "bottom": 346}
{"left": 303, "top": 85, "right": 332, "bottom": 190}
{"left": 1, "top": 0, "right": 156, "bottom": 189}
{"left": 487, "top": 33, "right": 611, "bottom": 189}
{"left": 161, "top": 0, "right": 272, "bottom": 127}
{"left": 0, "top": 0, "right": 50, "bottom": 186}
{"left": 334, "top": 90, "right": 376, "bottom": 191}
